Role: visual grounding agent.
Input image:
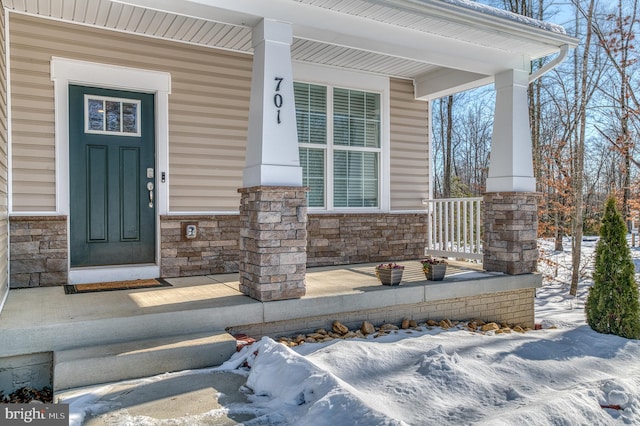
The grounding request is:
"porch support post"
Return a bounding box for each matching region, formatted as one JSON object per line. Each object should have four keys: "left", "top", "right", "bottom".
{"left": 483, "top": 69, "right": 540, "bottom": 275}
{"left": 486, "top": 69, "right": 535, "bottom": 193}
{"left": 243, "top": 18, "right": 302, "bottom": 188}
{"left": 238, "top": 19, "right": 308, "bottom": 301}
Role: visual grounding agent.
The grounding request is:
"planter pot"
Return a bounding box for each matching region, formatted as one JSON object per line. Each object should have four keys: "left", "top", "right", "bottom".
{"left": 424, "top": 264, "right": 446, "bottom": 281}
{"left": 376, "top": 268, "right": 404, "bottom": 286}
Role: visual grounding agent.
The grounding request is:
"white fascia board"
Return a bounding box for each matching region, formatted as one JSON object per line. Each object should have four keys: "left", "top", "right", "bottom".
{"left": 414, "top": 68, "right": 494, "bottom": 100}
{"left": 389, "top": 0, "right": 578, "bottom": 48}
{"left": 114, "top": 0, "right": 543, "bottom": 75}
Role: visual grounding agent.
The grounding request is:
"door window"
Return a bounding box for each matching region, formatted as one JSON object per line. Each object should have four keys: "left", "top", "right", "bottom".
{"left": 85, "top": 95, "right": 141, "bottom": 136}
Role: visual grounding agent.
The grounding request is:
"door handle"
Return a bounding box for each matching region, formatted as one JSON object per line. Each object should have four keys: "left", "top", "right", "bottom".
{"left": 147, "top": 182, "right": 154, "bottom": 208}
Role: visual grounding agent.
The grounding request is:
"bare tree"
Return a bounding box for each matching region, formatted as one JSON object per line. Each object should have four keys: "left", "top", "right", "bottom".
{"left": 590, "top": 0, "right": 640, "bottom": 230}
{"left": 569, "top": 0, "right": 595, "bottom": 297}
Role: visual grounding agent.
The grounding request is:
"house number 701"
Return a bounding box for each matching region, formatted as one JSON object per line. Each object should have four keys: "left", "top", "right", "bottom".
{"left": 274, "top": 77, "right": 284, "bottom": 124}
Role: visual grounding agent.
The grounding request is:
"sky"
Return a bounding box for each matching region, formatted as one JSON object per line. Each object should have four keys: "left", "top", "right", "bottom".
{"left": 60, "top": 237, "right": 640, "bottom": 425}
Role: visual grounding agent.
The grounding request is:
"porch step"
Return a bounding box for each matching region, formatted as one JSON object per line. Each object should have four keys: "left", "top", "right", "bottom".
{"left": 53, "top": 331, "right": 236, "bottom": 392}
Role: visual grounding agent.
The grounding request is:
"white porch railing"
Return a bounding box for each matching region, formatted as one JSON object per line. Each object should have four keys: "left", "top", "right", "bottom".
{"left": 424, "top": 197, "right": 483, "bottom": 261}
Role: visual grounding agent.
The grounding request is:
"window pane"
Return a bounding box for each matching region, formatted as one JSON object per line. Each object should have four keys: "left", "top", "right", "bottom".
{"left": 349, "top": 119, "right": 365, "bottom": 147}
{"left": 334, "top": 150, "right": 347, "bottom": 179}
{"left": 309, "top": 113, "right": 326, "bottom": 144}
{"left": 295, "top": 82, "right": 326, "bottom": 145}
{"left": 105, "top": 101, "right": 121, "bottom": 132}
{"left": 334, "top": 115, "right": 349, "bottom": 146}
{"left": 310, "top": 85, "right": 326, "bottom": 113}
{"left": 296, "top": 113, "right": 310, "bottom": 144}
{"left": 366, "top": 92, "right": 380, "bottom": 120}
{"left": 294, "top": 82, "right": 310, "bottom": 113}
{"left": 349, "top": 90, "right": 365, "bottom": 118}
{"left": 333, "top": 150, "right": 379, "bottom": 208}
{"left": 334, "top": 88, "right": 349, "bottom": 115}
{"left": 88, "top": 99, "right": 104, "bottom": 131}
{"left": 363, "top": 152, "right": 378, "bottom": 179}
{"left": 333, "top": 88, "right": 380, "bottom": 148}
{"left": 366, "top": 121, "right": 380, "bottom": 148}
{"left": 122, "top": 102, "right": 138, "bottom": 134}
{"left": 363, "top": 179, "right": 379, "bottom": 207}
{"left": 363, "top": 152, "right": 379, "bottom": 207}
{"left": 300, "top": 147, "right": 325, "bottom": 208}
{"left": 334, "top": 178, "right": 348, "bottom": 207}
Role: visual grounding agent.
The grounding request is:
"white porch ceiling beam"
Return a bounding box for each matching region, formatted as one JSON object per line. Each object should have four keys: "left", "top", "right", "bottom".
{"left": 414, "top": 68, "right": 493, "bottom": 100}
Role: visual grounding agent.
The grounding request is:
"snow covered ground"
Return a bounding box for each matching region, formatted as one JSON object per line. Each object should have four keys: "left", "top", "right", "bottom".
{"left": 64, "top": 237, "right": 640, "bottom": 425}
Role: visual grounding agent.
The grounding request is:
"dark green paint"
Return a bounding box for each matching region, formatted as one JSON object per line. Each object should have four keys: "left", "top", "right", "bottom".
{"left": 69, "top": 85, "right": 155, "bottom": 267}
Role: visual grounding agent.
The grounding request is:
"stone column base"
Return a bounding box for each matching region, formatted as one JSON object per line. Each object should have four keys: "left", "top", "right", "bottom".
{"left": 238, "top": 186, "right": 308, "bottom": 301}
{"left": 483, "top": 192, "right": 540, "bottom": 275}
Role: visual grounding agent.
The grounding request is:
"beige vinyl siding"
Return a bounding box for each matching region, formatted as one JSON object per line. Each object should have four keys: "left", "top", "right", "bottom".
{"left": 9, "top": 13, "right": 251, "bottom": 212}
{"left": 389, "top": 78, "right": 429, "bottom": 211}
{"left": 0, "top": 2, "right": 9, "bottom": 301}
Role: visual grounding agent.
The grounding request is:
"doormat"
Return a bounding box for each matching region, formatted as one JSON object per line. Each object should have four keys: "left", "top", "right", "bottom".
{"left": 64, "top": 278, "right": 171, "bottom": 294}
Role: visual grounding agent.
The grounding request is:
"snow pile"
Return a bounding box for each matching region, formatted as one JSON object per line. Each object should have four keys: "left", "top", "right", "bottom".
{"left": 238, "top": 328, "right": 640, "bottom": 425}
{"left": 241, "top": 337, "right": 404, "bottom": 425}
{"left": 65, "top": 237, "right": 640, "bottom": 425}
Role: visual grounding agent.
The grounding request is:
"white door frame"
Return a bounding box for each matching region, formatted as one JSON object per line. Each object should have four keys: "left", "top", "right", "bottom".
{"left": 50, "top": 57, "right": 171, "bottom": 284}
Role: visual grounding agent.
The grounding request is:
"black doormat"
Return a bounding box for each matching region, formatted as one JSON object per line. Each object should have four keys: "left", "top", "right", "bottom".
{"left": 64, "top": 278, "right": 171, "bottom": 294}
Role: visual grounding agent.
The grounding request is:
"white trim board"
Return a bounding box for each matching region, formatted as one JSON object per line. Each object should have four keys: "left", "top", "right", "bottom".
{"left": 50, "top": 57, "right": 171, "bottom": 284}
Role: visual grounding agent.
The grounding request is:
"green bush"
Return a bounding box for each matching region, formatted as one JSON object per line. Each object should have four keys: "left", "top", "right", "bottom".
{"left": 585, "top": 197, "right": 640, "bottom": 339}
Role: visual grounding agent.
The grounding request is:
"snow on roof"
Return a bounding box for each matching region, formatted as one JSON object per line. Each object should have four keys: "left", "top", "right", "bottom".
{"left": 439, "top": 0, "right": 568, "bottom": 35}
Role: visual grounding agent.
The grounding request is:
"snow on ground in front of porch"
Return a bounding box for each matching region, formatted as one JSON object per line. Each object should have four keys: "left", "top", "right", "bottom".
{"left": 65, "top": 237, "right": 640, "bottom": 425}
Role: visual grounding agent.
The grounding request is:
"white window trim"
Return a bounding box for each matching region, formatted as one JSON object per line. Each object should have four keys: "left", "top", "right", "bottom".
{"left": 84, "top": 94, "right": 142, "bottom": 137}
{"left": 50, "top": 57, "right": 171, "bottom": 283}
{"left": 293, "top": 62, "right": 391, "bottom": 213}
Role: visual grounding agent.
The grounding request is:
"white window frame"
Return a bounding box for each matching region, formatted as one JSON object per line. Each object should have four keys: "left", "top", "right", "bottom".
{"left": 84, "top": 94, "right": 142, "bottom": 137}
{"left": 293, "top": 62, "right": 390, "bottom": 213}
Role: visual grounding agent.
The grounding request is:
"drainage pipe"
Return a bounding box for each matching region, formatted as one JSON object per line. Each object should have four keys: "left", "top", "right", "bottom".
{"left": 529, "top": 44, "right": 570, "bottom": 83}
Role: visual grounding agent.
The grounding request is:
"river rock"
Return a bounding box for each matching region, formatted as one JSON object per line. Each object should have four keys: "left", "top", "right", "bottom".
{"left": 332, "top": 320, "right": 349, "bottom": 335}
{"left": 481, "top": 322, "right": 500, "bottom": 332}
{"left": 361, "top": 321, "right": 376, "bottom": 335}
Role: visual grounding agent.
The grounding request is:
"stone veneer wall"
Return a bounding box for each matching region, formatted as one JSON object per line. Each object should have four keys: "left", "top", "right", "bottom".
{"left": 160, "top": 212, "right": 427, "bottom": 278}
{"left": 483, "top": 192, "right": 540, "bottom": 275}
{"left": 306, "top": 213, "right": 427, "bottom": 266}
{"left": 9, "top": 216, "right": 67, "bottom": 288}
{"left": 229, "top": 288, "right": 536, "bottom": 338}
{"left": 9, "top": 212, "right": 429, "bottom": 285}
{"left": 159, "top": 215, "right": 241, "bottom": 277}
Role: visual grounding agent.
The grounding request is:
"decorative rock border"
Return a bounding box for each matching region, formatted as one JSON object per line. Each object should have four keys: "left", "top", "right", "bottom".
{"left": 276, "top": 318, "right": 534, "bottom": 347}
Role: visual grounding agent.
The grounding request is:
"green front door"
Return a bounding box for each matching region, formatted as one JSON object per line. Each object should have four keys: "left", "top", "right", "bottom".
{"left": 69, "top": 85, "right": 156, "bottom": 267}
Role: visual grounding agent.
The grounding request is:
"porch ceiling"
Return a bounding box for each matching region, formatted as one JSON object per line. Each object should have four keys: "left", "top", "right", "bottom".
{"left": 3, "top": 0, "right": 578, "bottom": 95}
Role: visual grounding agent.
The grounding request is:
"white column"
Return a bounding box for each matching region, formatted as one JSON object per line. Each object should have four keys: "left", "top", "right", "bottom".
{"left": 243, "top": 19, "right": 303, "bottom": 187}
{"left": 485, "top": 69, "right": 535, "bottom": 192}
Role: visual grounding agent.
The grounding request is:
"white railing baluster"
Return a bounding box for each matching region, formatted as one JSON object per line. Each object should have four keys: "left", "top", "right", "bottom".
{"left": 424, "top": 197, "right": 483, "bottom": 261}
{"left": 462, "top": 200, "right": 468, "bottom": 255}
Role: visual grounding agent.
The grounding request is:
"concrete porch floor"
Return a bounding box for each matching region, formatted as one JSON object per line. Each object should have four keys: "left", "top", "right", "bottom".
{"left": 0, "top": 260, "right": 541, "bottom": 360}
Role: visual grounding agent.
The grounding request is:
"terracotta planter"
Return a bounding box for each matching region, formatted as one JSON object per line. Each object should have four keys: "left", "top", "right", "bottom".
{"left": 376, "top": 267, "right": 404, "bottom": 286}
{"left": 424, "top": 264, "right": 446, "bottom": 281}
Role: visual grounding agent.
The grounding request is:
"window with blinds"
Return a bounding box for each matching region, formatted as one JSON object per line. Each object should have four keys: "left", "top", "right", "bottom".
{"left": 295, "top": 82, "right": 327, "bottom": 207}
{"left": 295, "top": 82, "right": 381, "bottom": 209}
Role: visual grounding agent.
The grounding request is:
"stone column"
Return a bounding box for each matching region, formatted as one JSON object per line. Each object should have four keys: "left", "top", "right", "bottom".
{"left": 483, "top": 192, "right": 540, "bottom": 275}
{"left": 484, "top": 69, "right": 539, "bottom": 274}
{"left": 238, "top": 19, "right": 308, "bottom": 301}
{"left": 238, "top": 186, "right": 308, "bottom": 301}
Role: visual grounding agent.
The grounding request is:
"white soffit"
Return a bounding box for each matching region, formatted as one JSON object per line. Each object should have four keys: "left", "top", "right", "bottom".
{"left": 3, "top": 0, "right": 577, "bottom": 81}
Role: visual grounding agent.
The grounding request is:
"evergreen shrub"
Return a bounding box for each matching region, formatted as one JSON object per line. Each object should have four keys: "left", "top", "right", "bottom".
{"left": 585, "top": 197, "right": 640, "bottom": 339}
